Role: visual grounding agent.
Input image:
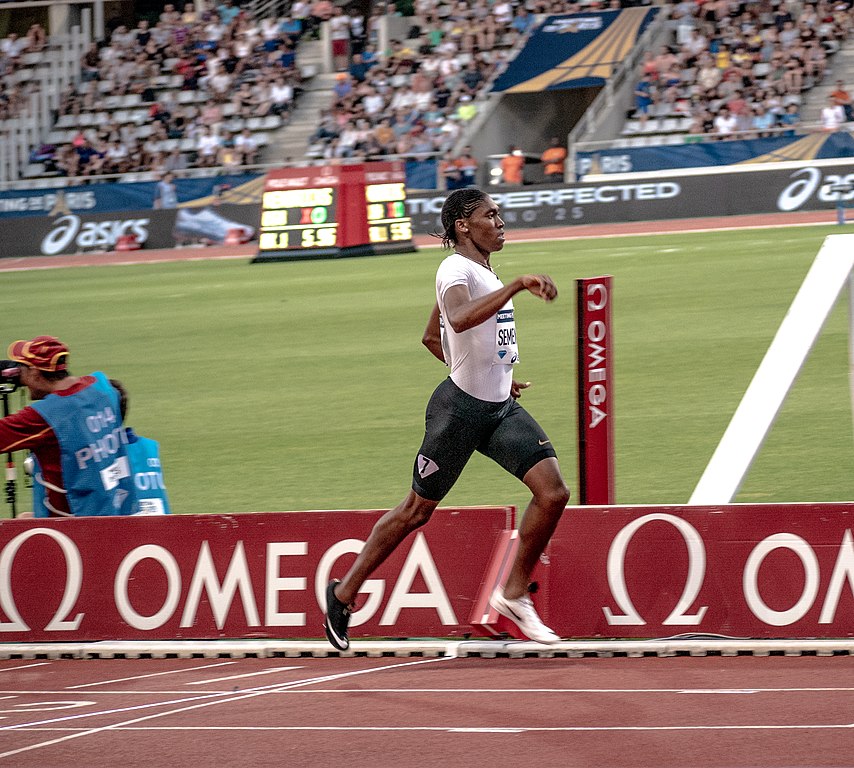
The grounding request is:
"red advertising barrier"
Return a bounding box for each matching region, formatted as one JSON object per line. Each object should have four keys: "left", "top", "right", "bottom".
{"left": 576, "top": 276, "right": 615, "bottom": 504}
{"left": 536, "top": 503, "right": 854, "bottom": 638}
{"left": 0, "top": 507, "right": 512, "bottom": 642}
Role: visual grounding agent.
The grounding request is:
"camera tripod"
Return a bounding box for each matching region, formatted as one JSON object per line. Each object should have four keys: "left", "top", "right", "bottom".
{"left": 1, "top": 385, "right": 24, "bottom": 518}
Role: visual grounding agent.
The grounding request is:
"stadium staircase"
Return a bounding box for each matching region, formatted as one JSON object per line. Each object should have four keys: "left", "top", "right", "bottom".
{"left": 260, "top": 37, "right": 334, "bottom": 165}
{"left": 801, "top": 36, "right": 854, "bottom": 124}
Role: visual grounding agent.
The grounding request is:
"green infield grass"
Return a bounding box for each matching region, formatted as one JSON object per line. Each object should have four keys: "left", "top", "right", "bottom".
{"left": 2, "top": 224, "right": 852, "bottom": 516}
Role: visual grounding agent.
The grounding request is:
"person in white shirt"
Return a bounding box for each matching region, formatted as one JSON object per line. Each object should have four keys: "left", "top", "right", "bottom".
{"left": 822, "top": 96, "right": 846, "bottom": 131}
{"left": 714, "top": 106, "right": 738, "bottom": 137}
{"left": 323, "top": 187, "right": 570, "bottom": 651}
{"left": 329, "top": 5, "right": 351, "bottom": 71}
{"left": 235, "top": 128, "right": 258, "bottom": 164}
{"left": 0, "top": 33, "right": 28, "bottom": 60}
{"left": 269, "top": 76, "right": 293, "bottom": 115}
{"left": 195, "top": 126, "right": 220, "bottom": 166}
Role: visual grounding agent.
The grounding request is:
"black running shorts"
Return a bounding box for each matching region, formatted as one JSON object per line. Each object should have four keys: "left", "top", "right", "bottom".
{"left": 411, "top": 377, "right": 557, "bottom": 502}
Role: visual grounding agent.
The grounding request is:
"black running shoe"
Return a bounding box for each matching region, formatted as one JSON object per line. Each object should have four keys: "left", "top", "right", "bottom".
{"left": 324, "top": 579, "right": 351, "bottom": 650}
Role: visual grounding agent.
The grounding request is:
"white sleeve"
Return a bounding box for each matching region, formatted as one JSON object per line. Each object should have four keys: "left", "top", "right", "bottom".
{"left": 436, "top": 257, "right": 471, "bottom": 305}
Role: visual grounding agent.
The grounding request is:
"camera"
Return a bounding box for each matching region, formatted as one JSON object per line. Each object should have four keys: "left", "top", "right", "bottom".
{"left": 0, "top": 360, "right": 22, "bottom": 392}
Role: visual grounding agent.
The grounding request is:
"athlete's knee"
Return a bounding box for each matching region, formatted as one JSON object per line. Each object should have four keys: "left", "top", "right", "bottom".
{"left": 394, "top": 494, "right": 438, "bottom": 530}
{"left": 535, "top": 478, "right": 570, "bottom": 514}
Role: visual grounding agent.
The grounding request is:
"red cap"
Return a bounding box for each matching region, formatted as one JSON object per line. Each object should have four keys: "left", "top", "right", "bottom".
{"left": 7, "top": 336, "right": 69, "bottom": 372}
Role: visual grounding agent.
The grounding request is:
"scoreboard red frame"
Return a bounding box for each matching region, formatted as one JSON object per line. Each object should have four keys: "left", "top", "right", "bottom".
{"left": 253, "top": 161, "right": 417, "bottom": 262}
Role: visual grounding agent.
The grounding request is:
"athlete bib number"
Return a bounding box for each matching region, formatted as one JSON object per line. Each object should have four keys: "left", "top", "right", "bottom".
{"left": 494, "top": 306, "right": 519, "bottom": 365}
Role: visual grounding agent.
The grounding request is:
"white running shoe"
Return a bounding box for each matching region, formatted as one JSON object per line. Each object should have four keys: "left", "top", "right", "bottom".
{"left": 490, "top": 588, "right": 561, "bottom": 645}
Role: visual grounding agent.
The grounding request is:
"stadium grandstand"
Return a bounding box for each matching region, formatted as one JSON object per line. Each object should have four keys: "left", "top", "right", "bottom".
{"left": 0, "top": 0, "right": 852, "bottom": 190}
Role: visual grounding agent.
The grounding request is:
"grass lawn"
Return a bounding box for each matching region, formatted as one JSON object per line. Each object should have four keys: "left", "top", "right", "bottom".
{"left": 2, "top": 223, "right": 852, "bottom": 516}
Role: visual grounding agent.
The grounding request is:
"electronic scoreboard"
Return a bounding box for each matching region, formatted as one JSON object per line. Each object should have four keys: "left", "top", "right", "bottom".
{"left": 253, "top": 161, "right": 416, "bottom": 262}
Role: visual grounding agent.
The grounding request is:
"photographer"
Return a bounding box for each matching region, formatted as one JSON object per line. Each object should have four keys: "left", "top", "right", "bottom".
{"left": 0, "top": 336, "right": 140, "bottom": 517}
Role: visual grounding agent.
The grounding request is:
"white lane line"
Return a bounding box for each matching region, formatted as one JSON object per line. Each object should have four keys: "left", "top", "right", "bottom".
{"left": 66, "top": 662, "right": 238, "bottom": 689}
{"left": 6, "top": 686, "right": 854, "bottom": 696}
{"left": 0, "top": 664, "right": 51, "bottom": 674}
{"left": 7, "top": 723, "right": 854, "bottom": 733}
{"left": 185, "top": 667, "right": 302, "bottom": 685}
{"left": 450, "top": 728, "right": 525, "bottom": 733}
{"left": 679, "top": 689, "right": 760, "bottom": 695}
{"left": 0, "top": 656, "right": 455, "bottom": 761}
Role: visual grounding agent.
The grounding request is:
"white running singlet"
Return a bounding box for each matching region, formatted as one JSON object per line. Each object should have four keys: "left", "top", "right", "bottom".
{"left": 436, "top": 252, "right": 519, "bottom": 402}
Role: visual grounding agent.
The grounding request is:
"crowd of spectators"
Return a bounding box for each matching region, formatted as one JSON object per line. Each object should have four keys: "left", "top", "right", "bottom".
{"left": 630, "top": 0, "right": 854, "bottom": 141}
{"left": 0, "top": 25, "right": 48, "bottom": 121}
{"left": 30, "top": 1, "right": 306, "bottom": 177}
{"left": 305, "top": 0, "right": 589, "bottom": 163}
{"left": 12, "top": 0, "right": 854, "bottom": 182}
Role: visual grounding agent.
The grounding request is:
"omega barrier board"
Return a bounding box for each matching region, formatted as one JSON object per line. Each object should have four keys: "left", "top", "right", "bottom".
{"left": 528, "top": 503, "right": 854, "bottom": 639}
{"left": 0, "top": 507, "right": 511, "bottom": 642}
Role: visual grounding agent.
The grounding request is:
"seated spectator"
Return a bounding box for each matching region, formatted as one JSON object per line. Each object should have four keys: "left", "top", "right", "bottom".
{"left": 181, "top": 2, "right": 198, "bottom": 25}
{"left": 804, "top": 39, "right": 828, "bottom": 82}
{"left": 713, "top": 106, "right": 738, "bottom": 138}
{"left": 217, "top": 0, "right": 240, "bottom": 26}
{"left": 0, "top": 32, "right": 29, "bottom": 62}
{"left": 751, "top": 104, "right": 776, "bottom": 137}
{"left": 235, "top": 128, "right": 259, "bottom": 164}
{"left": 76, "top": 138, "right": 107, "bottom": 176}
{"left": 372, "top": 117, "right": 395, "bottom": 154}
{"left": 511, "top": 6, "right": 536, "bottom": 36}
{"left": 104, "top": 139, "right": 132, "bottom": 173}
{"left": 268, "top": 74, "right": 294, "bottom": 116}
{"left": 217, "top": 132, "right": 242, "bottom": 170}
{"left": 349, "top": 52, "right": 371, "bottom": 83}
{"left": 195, "top": 125, "right": 220, "bottom": 166}
{"left": 26, "top": 23, "right": 47, "bottom": 52}
{"left": 455, "top": 93, "right": 477, "bottom": 121}
{"left": 773, "top": 101, "right": 796, "bottom": 133}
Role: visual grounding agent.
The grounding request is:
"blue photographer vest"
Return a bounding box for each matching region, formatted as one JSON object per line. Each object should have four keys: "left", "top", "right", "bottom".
{"left": 125, "top": 428, "right": 171, "bottom": 515}
{"left": 30, "top": 454, "right": 49, "bottom": 518}
{"left": 30, "top": 371, "right": 136, "bottom": 517}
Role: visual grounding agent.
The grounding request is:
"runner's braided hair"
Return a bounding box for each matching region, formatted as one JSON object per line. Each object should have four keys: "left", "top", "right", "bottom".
{"left": 431, "top": 187, "right": 489, "bottom": 249}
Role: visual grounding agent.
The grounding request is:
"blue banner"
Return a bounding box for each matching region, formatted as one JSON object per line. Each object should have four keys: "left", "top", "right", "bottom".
{"left": 0, "top": 162, "right": 442, "bottom": 219}
{"left": 576, "top": 132, "right": 854, "bottom": 176}
{"left": 491, "top": 8, "right": 658, "bottom": 93}
{"left": 0, "top": 174, "right": 263, "bottom": 219}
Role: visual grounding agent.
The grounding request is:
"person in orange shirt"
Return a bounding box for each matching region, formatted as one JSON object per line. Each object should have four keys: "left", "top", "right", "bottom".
{"left": 540, "top": 136, "right": 566, "bottom": 183}
{"left": 830, "top": 80, "right": 854, "bottom": 122}
{"left": 501, "top": 144, "right": 524, "bottom": 185}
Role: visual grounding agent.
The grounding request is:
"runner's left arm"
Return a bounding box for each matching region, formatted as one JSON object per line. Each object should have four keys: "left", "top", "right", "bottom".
{"left": 421, "top": 303, "right": 445, "bottom": 363}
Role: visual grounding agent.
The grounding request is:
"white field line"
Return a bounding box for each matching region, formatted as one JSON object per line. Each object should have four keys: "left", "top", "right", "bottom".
{"left": 0, "top": 656, "right": 454, "bottom": 761}
{"left": 184, "top": 666, "right": 302, "bottom": 685}
{"left": 65, "top": 662, "right": 237, "bottom": 689}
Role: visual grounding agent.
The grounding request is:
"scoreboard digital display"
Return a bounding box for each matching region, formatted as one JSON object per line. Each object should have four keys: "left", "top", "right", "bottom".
{"left": 259, "top": 186, "right": 338, "bottom": 252}
{"left": 366, "top": 182, "right": 412, "bottom": 244}
{"left": 254, "top": 162, "right": 416, "bottom": 262}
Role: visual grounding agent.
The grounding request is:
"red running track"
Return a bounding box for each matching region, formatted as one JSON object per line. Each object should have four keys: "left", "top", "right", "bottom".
{"left": 1, "top": 209, "right": 852, "bottom": 767}
{"left": 1, "top": 654, "right": 853, "bottom": 767}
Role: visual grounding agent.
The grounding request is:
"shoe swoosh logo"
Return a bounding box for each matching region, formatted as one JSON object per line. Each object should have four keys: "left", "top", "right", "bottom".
{"left": 538, "top": 439, "right": 550, "bottom": 445}
{"left": 325, "top": 621, "right": 348, "bottom": 649}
